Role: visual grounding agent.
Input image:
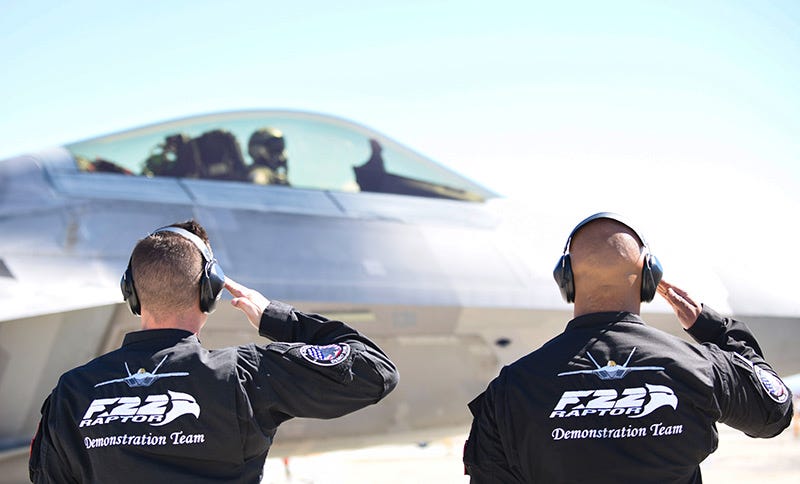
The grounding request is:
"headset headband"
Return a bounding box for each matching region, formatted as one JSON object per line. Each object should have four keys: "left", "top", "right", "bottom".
{"left": 151, "top": 226, "right": 214, "bottom": 262}
{"left": 562, "top": 212, "right": 649, "bottom": 255}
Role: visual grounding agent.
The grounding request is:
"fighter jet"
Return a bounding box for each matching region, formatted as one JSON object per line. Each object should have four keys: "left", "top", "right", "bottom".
{"left": 0, "top": 109, "right": 797, "bottom": 481}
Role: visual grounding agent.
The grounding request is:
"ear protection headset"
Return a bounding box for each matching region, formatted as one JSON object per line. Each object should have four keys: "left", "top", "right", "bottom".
{"left": 120, "top": 226, "right": 225, "bottom": 315}
{"left": 553, "top": 212, "right": 663, "bottom": 303}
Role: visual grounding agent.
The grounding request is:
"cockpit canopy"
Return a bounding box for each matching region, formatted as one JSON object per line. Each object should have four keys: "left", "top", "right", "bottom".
{"left": 66, "top": 110, "right": 495, "bottom": 202}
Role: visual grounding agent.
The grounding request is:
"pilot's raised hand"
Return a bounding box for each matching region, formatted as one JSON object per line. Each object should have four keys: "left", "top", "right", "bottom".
{"left": 225, "top": 278, "right": 271, "bottom": 330}
{"left": 657, "top": 280, "right": 702, "bottom": 330}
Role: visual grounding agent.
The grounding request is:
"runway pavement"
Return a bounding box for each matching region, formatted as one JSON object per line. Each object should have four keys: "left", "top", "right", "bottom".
{"left": 262, "top": 423, "right": 799, "bottom": 483}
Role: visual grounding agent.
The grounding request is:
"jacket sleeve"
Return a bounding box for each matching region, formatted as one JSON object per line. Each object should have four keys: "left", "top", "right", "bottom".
{"left": 237, "top": 300, "right": 399, "bottom": 427}
{"left": 687, "top": 305, "right": 793, "bottom": 438}
{"left": 463, "top": 373, "right": 524, "bottom": 483}
{"left": 29, "top": 393, "right": 78, "bottom": 484}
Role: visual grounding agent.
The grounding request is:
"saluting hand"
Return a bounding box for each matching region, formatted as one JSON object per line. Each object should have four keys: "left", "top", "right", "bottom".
{"left": 225, "top": 278, "right": 271, "bottom": 330}
{"left": 657, "top": 280, "right": 702, "bottom": 330}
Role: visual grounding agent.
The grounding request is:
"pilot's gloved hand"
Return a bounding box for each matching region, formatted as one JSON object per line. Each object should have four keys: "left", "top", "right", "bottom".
{"left": 225, "top": 278, "right": 271, "bottom": 330}
{"left": 658, "top": 280, "right": 702, "bottom": 330}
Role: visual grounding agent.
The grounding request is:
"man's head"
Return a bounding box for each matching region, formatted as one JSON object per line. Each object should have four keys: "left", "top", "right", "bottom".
{"left": 553, "top": 213, "right": 662, "bottom": 315}
{"left": 248, "top": 127, "right": 287, "bottom": 170}
{"left": 121, "top": 220, "right": 224, "bottom": 326}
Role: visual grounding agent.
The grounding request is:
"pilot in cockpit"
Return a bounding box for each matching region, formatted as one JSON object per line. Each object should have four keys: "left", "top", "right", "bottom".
{"left": 247, "top": 127, "right": 289, "bottom": 185}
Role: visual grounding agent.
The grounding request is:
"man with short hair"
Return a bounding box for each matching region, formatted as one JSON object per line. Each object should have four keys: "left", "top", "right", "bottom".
{"left": 463, "top": 213, "right": 792, "bottom": 483}
{"left": 29, "top": 220, "right": 398, "bottom": 483}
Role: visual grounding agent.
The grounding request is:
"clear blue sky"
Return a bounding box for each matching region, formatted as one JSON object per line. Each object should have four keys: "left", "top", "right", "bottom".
{"left": 1, "top": 0, "right": 799, "bottom": 303}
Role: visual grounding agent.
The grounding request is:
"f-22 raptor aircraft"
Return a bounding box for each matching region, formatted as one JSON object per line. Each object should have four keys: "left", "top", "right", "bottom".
{"left": 1, "top": 110, "right": 798, "bottom": 481}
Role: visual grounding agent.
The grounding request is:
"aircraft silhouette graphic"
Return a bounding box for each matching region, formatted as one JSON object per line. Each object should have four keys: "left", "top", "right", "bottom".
{"left": 94, "top": 354, "right": 189, "bottom": 388}
{"left": 557, "top": 347, "right": 664, "bottom": 380}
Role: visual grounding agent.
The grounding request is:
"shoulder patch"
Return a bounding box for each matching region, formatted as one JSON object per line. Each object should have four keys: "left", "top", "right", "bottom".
{"left": 753, "top": 365, "right": 790, "bottom": 404}
{"left": 299, "top": 343, "right": 351, "bottom": 366}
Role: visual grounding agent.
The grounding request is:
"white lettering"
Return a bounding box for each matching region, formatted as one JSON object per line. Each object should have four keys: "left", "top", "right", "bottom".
{"left": 552, "top": 425, "right": 650, "bottom": 441}
{"left": 83, "top": 433, "right": 169, "bottom": 449}
{"left": 553, "top": 391, "right": 593, "bottom": 410}
{"left": 107, "top": 397, "right": 140, "bottom": 416}
{"left": 615, "top": 387, "right": 646, "bottom": 408}
{"left": 170, "top": 431, "right": 205, "bottom": 445}
{"left": 79, "top": 392, "right": 200, "bottom": 428}
{"left": 550, "top": 385, "right": 677, "bottom": 419}
{"left": 83, "top": 398, "right": 118, "bottom": 419}
{"left": 583, "top": 389, "right": 616, "bottom": 409}
{"left": 650, "top": 422, "right": 684, "bottom": 436}
{"left": 138, "top": 394, "right": 169, "bottom": 415}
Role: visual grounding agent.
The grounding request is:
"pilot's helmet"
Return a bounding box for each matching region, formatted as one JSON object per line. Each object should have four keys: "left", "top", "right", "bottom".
{"left": 248, "top": 127, "right": 285, "bottom": 162}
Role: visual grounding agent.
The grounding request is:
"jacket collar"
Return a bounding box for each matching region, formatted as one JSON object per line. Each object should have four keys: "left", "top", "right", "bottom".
{"left": 566, "top": 311, "right": 644, "bottom": 331}
{"left": 122, "top": 329, "right": 198, "bottom": 349}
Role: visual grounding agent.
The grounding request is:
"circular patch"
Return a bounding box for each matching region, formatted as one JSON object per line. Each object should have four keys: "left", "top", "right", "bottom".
{"left": 754, "top": 365, "right": 789, "bottom": 404}
{"left": 300, "top": 343, "right": 351, "bottom": 366}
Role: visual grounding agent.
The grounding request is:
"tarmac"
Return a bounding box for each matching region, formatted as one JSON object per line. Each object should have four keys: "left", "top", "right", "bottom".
{"left": 262, "top": 423, "right": 800, "bottom": 483}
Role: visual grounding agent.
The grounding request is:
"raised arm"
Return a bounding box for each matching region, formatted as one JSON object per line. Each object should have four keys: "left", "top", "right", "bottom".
{"left": 658, "top": 280, "right": 793, "bottom": 437}
{"left": 226, "top": 279, "right": 398, "bottom": 424}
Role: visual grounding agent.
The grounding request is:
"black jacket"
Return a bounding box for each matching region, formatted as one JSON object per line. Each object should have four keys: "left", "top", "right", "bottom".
{"left": 463, "top": 306, "right": 793, "bottom": 483}
{"left": 30, "top": 301, "right": 398, "bottom": 483}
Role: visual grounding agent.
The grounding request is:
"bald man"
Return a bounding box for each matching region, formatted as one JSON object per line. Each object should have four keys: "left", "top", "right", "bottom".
{"left": 463, "top": 213, "right": 792, "bottom": 483}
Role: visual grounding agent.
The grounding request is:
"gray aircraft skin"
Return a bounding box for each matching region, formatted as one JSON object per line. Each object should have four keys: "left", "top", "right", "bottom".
{"left": 0, "top": 110, "right": 797, "bottom": 482}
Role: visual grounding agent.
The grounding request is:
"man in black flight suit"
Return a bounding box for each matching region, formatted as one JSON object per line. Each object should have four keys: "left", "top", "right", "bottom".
{"left": 29, "top": 220, "right": 399, "bottom": 483}
{"left": 463, "top": 212, "right": 792, "bottom": 483}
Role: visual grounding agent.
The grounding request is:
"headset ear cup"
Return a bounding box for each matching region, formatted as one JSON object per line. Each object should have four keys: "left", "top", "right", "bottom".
{"left": 553, "top": 254, "right": 575, "bottom": 303}
{"left": 199, "top": 259, "right": 226, "bottom": 313}
{"left": 120, "top": 263, "right": 141, "bottom": 316}
{"left": 640, "top": 253, "right": 663, "bottom": 302}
